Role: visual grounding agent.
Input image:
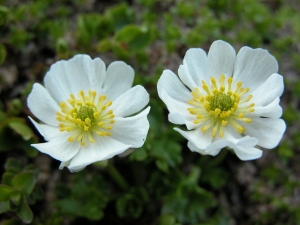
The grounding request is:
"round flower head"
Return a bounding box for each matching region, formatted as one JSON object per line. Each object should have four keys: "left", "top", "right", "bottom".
{"left": 28, "top": 55, "right": 150, "bottom": 172}
{"left": 157, "top": 40, "right": 286, "bottom": 160}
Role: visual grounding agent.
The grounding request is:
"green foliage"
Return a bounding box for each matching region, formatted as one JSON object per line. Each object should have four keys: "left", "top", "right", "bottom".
{"left": 1, "top": 0, "right": 298, "bottom": 224}
{"left": 0, "top": 111, "right": 37, "bottom": 157}
{"left": 162, "top": 167, "right": 216, "bottom": 223}
{"left": 116, "top": 187, "right": 148, "bottom": 219}
{"left": 54, "top": 170, "right": 110, "bottom": 221}
{"left": 0, "top": 158, "right": 39, "bottom": 223}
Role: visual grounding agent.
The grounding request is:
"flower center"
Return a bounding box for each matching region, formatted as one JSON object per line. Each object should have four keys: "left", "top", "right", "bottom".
{"left": 56, "top": 90, "right": 115, "bottom": 146}
{"left": 187, "top": 74, "right": 255, "bottom": 138}
{"left": 209, "top": 92, "right": 234, "bottom": 112}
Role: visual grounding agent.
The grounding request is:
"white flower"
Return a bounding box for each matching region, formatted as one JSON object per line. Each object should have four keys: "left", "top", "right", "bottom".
{"left": 157, "top": 40, "right": 286, "bottom": 160}
{"left": 28, "top": 54, "right": 150, "bottom": 172}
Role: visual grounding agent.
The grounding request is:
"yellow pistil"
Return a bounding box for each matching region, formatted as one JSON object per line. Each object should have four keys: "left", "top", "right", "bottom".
{"left": 187, "top": 74, "right": 255, "bottom": 138}
{"left": 56, "top": 90, "right": 115, "bottom": 146}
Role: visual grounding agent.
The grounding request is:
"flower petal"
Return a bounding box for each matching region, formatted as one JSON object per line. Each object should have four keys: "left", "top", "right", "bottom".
{"left": 233, "top": 145, "right": 263, "bottom": 161}
{"left": 29, "top": 117, "right": 60, "bottom": 141}
{"left": 31, "top": 134, "right": 80, "bottom": 161}
{"left": 160, "top": 89, "right": 196, "bottom": 128}
{"left": 205, "top": 133, "right": 261, "bottom": 160}
{"left": 27, "top": 83, "right": 60, "bottom": 126}
{"left": 111, "top": 85, "right": 149, "bottom": 117}
{"left": 233, "top": 47, "right": 278, "bottom": 92}
{"left": 252, "top": 98, "right": 282, "bottom": 118}
{"left": 207, "top": 40, "right": 236, "bottom": 79}
{"left": 67, "top": 136, "right": 131, "bottom": 172}
{"left": 244, "top": 118, "right": 286, "bottom": 149}
{"left": 180, "top": 48, "right": 208, "bottom": 87}
{"left": 110, "top": 107, "right": 150, "bottom": 148}
{"left": 187, "top": 141, "right": 210, "bottom": 155}
{"left": 44, "top": 55, "right": 106, "bottom": 103}
{"left": 174, "top": 127, "right": 213, "bottom": 150}
{"left": 249, "top": 73, "right": 283, "bottom": 106}
{"left": 59, "top": 160, "right": 71, "bottom": 170}
{"left": 102, "top": 61, "right": 134, "bottom": 101}
{"left": 157, "top": 70, "right": 191, "bottom": 103}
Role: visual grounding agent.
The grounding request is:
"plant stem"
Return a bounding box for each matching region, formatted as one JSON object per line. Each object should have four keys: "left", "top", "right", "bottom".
{"left": 107, "top": 162, "right": 129, "bottom": 190}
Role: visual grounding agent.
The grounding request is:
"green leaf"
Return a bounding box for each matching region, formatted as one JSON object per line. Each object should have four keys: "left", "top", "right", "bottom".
{"left": 10, "top": 191, "right": 22, "bottom": 206}
{"left": 129, "top": 147, "right": 147, "bottom": 161}
{"left": 156, "top": 159, "right": 169, "bottom": 173}
{"left": 15, "top": 196, "right": 33, "bottom": 224}
{"left": 111, "top": 43, "right": 130, "bottom": 59}
{"left": 8, "top": 118, "right": 34, "bottom": 141}
{"left": 0, "top": 185, "right": 16, "bottom": 201}
{"left": 2, "top": 172, "right": 14, "bottom": 185}
{"left": 106, "top": 3, "right": 134, "bottom": 31}
{"left": 4, "top": 158, "right": 23, "bottom": 174}
{"left": 97, "top": 39, "right": 112, "bottom": 52}
{"left": 151, "top": 139, "right": 182, "bottom": 172}
{"left": 12, "top": 172, "right": 36, "bottom": 195}
{"left": 115, "top": 25, "right": 151, "bottom": 51}
{"left": 116, "top": 187, "right": 148, "bottom": 219}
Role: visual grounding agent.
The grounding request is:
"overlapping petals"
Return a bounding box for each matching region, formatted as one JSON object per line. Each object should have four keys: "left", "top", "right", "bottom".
{"left": 28, "top": 54, "right": 150, "bottom": 172}
{"left": 157, "top": 40, "right": 286, "bottom": 160}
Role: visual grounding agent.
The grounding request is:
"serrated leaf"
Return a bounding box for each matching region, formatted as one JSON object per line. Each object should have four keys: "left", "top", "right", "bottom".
{"left": 12, "top": 172, "right": 36, "bottom": 195}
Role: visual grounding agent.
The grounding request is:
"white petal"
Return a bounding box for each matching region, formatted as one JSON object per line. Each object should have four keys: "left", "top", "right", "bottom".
{"left": 207, "top": 40, "right": 236, "bottom": 79}
{"left": 111, "top": 85, "right": 149, "bottom": 117}
{"left": 110, "top": 107, "right": 150, "bottom": 148}
{"left": 249, "top": 73, "right": 284, "bottom": 106}
{"left": 252, "top": 98, "right": 283, "bottom": 118}
{"left": 44, "top": 55, "right": 106, "bottom": 103}
{"left": 181, "top": 48, "right": 208, "bottom": 87}
{"left": 244, "top": 118, "right": 286, "bottom": 149}
{"left": 174, "top": 127, "right": 213, "bottom": 150}
{"left": 67, "top": 136, "right": 131, "bottom": 171}
{"left": 27, "top": 83, "right": 60, "bottom": 126}
{"left": 187, "top": 141, "right": 210, "bottom": 155}
{"left": 59, "top": 160, "right": 71, "bottom": 170}
{"left": 157, "top": 70, "right": 191, "bottom": 103}
{"left": 233, "top": 47, "right": 278, "bottom": 92}
{"left": 160, "top": 89, "right": 196, "bottom": 129}
{"left": 102, "top": 61, "right": 134, "bottom": 100}
{"left": 233, "top": 145, "right": 263, "bottom": 161}
{"left": 205, "top": 133, "right": 260, "bottom": 160}
{"left": 31, "top": 134, "right": 81, "bottom": 161}
{"left": 29, "top": 117, "right": 61, "bottom": 141}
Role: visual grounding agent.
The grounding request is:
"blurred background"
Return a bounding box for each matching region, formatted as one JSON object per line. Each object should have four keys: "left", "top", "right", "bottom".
{"left": 0, "top": 0, "right": 300, "bottom": 224}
